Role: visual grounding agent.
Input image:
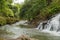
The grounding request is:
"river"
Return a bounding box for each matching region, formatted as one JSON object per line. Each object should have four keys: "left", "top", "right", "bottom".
{"left": 0, "top": 19, "right": 60, "bottom": 40}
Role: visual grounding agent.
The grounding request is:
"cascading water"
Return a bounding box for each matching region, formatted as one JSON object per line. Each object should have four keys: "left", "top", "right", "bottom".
{"left": 37, "top": 14, "right": 60, "bottom": 32}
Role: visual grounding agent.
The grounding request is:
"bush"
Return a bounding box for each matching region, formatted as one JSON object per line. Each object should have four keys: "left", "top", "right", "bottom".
{"left": 6, "top": 17, "right": 20, "bottom": 24}
{"left": 2, "top": 8, "right": 14, "bottom": 17}
{"left": 0, "top": 16, "right": 20, "bottom": 26}
{"left": 0, "top": 16, "right": 6, "bottom": 26}
{"left": 6, "top": 17, "right": 15, "bottom": 24}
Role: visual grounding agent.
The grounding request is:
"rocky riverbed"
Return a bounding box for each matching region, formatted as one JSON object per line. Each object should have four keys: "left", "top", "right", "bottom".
{"left": 0, "top": 35, "right": 38, "bottom": 40}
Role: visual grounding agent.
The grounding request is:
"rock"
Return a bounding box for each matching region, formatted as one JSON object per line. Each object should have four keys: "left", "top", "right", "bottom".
{"left": 16, "top": 35, "right": 38, "bottom": 40}
{"left": 16, "top": 35, "right": 30, "bottom": 40}
{"left": 2, "top": 35, "right": 39, "bottom": 40}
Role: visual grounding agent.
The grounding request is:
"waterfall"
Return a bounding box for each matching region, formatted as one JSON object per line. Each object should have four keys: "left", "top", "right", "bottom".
{"left": 37, "top": 14, "right": 60, "bottom": 32}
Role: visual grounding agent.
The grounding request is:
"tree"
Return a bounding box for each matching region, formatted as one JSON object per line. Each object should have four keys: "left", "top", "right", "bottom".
{"left": 0, "top": 0, "right": 14, "bottom": 17}
{"left": 19, "top": 0, "right": 47, "bottom": 21}
{"left": 0, "top": 0, "right": 8, "bottom": 13}
{"left": 8, "top": 3, "right": 21, "bottom": 18}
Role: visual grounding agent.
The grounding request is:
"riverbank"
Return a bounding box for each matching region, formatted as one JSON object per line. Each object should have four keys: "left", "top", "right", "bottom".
{"left": 15, "top": 35, "right": 38, "bottom": 40}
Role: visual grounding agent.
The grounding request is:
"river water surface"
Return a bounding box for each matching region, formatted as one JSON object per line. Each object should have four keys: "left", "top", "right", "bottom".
{"left": 0, "top": 20, "right": 60, "bottom": 40}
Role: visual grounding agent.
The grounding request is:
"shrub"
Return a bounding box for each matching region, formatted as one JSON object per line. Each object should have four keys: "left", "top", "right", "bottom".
{"left": 2, "top": 8, "right": 14, "bottom": 17}
{"left": 6, "top": 17, "right": 15, "bottom": 24}
{"left": 0, "top": 16, "right": 6, "bottom": 26}
{"left": 6, "top": 17, "right": 20, "bottom": 24}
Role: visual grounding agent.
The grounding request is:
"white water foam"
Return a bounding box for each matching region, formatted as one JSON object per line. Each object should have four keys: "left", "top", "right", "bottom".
{"left": 37, "top": 13, "right": 60, "bottom": 36}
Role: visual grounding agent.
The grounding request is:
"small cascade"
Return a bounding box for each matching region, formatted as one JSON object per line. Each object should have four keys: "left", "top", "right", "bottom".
{"left": 37, "top": 13, "right": 60, "bottom": 32}
{"left": 36, "top": 21, "right": 47, "bottom": 30}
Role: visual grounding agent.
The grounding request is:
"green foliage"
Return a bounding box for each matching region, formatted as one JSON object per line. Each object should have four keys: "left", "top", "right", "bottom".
{"left": 6, "top": 17, "right": 19, "bottom": 24}
{"left": 0, "top": 0, "right": 8, "bottom": 12}
{"left": 8, "top": 4, "right": 21, "bottom": 18}
{"left": 20, "top": 0, "right": 47, "bottom": 20}
{"left": 19, "top": 0, "right": 60, "bottom": 21}
{"left": 0, "top": 16, "right": 20, "bottom": 26}
{"left": 0, "top": 0, "right": 20, "bottom": 25}
{"left": 1, "top": 8, "right": 14, "bottom": 17}
{"left": 40, "top": 0, "right": 60, "bottom": 20}
{"left": 8, "top": 5, "right": 18, "bottom": 13}
{"left": 7, "top": 0, "right": 13, "bottom": 4}
{"left": 0, "top": 0, "right": 21, "bottom": 18}
{"left": 0, "top": 16, "right": 6, "bottom": 26}
{"left": 0, "top": 0, "right": 14, "bottom": 17}
{"left": 14, "top": 4, "right": 22, "bottom": 18}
